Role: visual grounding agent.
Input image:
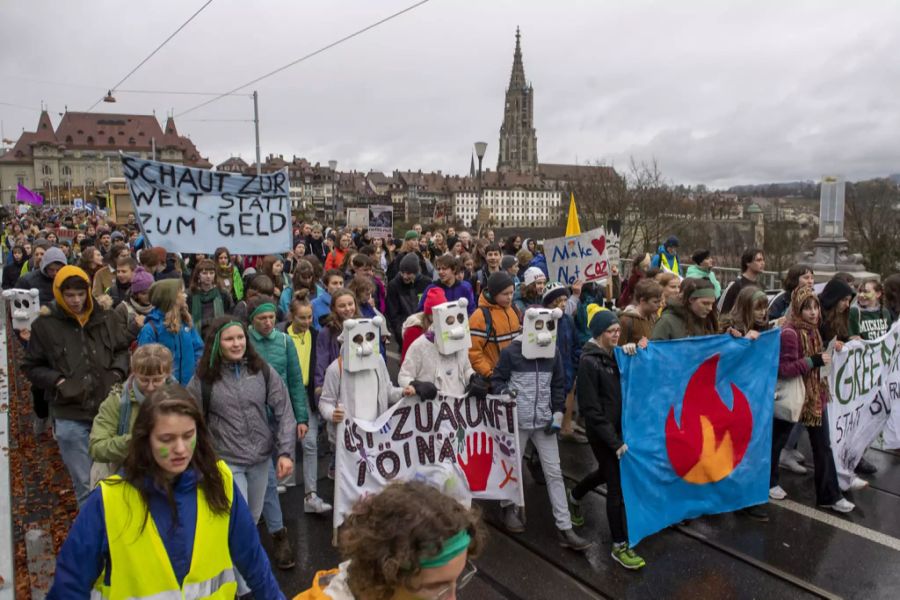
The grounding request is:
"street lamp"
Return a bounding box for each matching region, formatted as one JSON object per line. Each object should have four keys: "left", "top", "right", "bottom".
{"left": 328, "top": 160, "right": 338, "bottom": 229}
{"left": 473, "top": 141, "right": 487, "bottom": 232}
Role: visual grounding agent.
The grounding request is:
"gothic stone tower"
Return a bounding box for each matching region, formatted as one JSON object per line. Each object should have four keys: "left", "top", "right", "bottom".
{"left": 498, "top": 27, "right": 538, "bottom": 174}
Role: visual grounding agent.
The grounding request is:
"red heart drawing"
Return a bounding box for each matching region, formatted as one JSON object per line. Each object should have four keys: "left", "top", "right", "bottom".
{"left": 591, "top": 237, "right": 606, "bottom": 255}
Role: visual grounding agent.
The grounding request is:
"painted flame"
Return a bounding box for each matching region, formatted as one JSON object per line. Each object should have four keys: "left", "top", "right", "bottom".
{"left": 665, "top": 354, "right": 752, "bottom": 485}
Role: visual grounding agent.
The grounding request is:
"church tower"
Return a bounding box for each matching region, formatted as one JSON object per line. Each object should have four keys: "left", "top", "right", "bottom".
{"left": 498, "top": 27, "right": 538, "bottom": 174}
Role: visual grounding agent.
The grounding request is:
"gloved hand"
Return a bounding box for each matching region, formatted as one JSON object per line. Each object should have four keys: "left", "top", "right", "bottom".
{"left": 544, "top": 412, "right": 564, "bottom": 434}
{"left": 466, "top": 373, "right": 490, "bottom": 400}
{"left": 410, "top": 380, "right": 438, "bottom": 401}
{"left": 621, "top": 343, "right": 637, "bottom": 356}
{"left": 616, "top": 443, "right": 628, "bottom": 459}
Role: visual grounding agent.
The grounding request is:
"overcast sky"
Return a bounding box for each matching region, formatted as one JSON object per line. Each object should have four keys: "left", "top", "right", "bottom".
{"left": 2, "top": 0, "right": 899, "bottom": 188}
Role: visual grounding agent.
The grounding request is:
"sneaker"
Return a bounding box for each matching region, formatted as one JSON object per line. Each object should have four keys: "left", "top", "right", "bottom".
{"left": 769, "top": 486, "right": 787, "bottom": 500}
{"left": 559, "top": 431, "right": 589, "bottom": 444}
{"left": 855, "top": 457, "right": 877, "bottom": 475}
{"left": 502, "top": 505, "right": 526, "bottom": 533}
{"left": 271, "top": 528, "right": 296, "bottom": 569}
{"left": 848, "top": 477, "right": 869, "bottom": 491}
{"left": 557, "top": 528, "right": 592, "bottom": 551}
{"left": 779, "top": 451, "right": 807, "bottom": 474}
{"left": 739, "top": 504, "right": 770, "bottom": 522}
{"left": 823, "top": 498, "right": 855, "bottom": 513}
{"left": 611, "top": 542, "right": 646, "bottom": 570}
{"left": 277, "top": 484, "right": 287, "bottom": 494}
{"left": 787, "top": 448, "right": 806, "bottom": 464}
{"left": 304, "top": 492, "right": 333, "bottom": 514}
{"left": 567, "top": 490, "right": 584, "bottom": 527}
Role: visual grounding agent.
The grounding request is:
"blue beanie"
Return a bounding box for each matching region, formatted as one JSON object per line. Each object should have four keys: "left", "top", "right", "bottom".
{"left": 589, "top": 309, "right": 619, "bottom": 338}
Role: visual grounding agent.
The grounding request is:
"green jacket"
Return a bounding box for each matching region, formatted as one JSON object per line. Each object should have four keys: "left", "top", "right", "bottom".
{"left": 685, "top": 264, "right": 722, "bottom": 298}
{"left": 249, "top": 327, "right": 308, "bottom": 423}
{"left": 88, "top": 380, "right": 143, "bottom": 464}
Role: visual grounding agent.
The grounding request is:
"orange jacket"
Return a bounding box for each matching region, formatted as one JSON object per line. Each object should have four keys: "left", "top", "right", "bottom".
{"left": 324, "top": 248, "right": 348, "bottom": 271}
{"left": 468, "top": 292, "right": 521, "bottom": 377}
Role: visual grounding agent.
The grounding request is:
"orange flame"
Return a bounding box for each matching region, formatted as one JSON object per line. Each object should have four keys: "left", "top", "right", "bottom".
{"left": 665, "top": 354, "right": 752, "bottom": 484}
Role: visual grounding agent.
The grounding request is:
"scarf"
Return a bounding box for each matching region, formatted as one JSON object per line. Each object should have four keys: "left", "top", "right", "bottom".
{"left": 128, "top": 296, "right": 154, "bottom": 316}
{"left": 191, "top": 287, "right": 224, "bottom": 329}
{"left": 786, "top": 287, "right": 826, "bottom": 426}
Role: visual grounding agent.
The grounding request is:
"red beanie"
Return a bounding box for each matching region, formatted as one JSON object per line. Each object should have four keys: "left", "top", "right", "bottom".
{"left": 423, "top": 287, "right": 448, "bottom": 315}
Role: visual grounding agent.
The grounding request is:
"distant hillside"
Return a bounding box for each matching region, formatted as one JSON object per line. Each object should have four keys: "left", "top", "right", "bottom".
{"left": 727, "top": 181, "right": 819, "bottom": 199}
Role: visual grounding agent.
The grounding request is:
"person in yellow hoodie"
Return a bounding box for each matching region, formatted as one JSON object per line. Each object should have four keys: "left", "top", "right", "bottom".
{"left": 22, "top": 265, "right": 131, "bottom": 507}
{"left": 295, "top": 481, "right": 486, "bottom": 600}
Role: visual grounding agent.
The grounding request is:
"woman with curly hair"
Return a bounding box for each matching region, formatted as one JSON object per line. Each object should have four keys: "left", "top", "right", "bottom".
{"left": 137, "top": 279, "right": 203, "bottom": 385}
{"left": 49, "top": 385, "right": 284, "bottom": 599}
{"left": 296, "top": 481, "right": 486, "bottom": 600}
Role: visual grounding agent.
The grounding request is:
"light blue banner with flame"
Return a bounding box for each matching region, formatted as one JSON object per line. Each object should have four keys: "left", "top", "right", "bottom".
{"left": 616, "top": 330, "right": 780, "bottom": 546}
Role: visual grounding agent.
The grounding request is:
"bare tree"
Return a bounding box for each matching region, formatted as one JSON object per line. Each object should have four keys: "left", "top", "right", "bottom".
{"left": 845, "top": 179, "right": 900, "bottom": 276}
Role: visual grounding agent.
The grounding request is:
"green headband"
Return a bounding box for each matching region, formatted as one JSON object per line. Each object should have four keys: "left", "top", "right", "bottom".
{"left": 249, "top": 302, "right": 277, "bottom": 321}
{"left": 418, "top": 529, "right": 471, "bottom": 569}
{"left": 209, "top": 320, "right": 244, "bottom": 367}
{"left": 689, "top": 288, "right": 717, "bottom": 300}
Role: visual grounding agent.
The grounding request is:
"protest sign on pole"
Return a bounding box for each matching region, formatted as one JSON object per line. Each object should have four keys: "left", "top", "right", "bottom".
{"left": 606, "top": 219, "right": 621, "bottom": 265}
{"left": 333, "top": 393, "right": 523, "bottom": 528}
{"left": 346, "top": 207, "right": 369, "bottom": 229}
{"left": 368, "top": 204, "right": 393, "bottom": 239}
{"left": 544, "top": 226, "right": 610, "bottom": 284}
{"left": 829, "top": 323, "right": 900, "bottom": 476}
{"left": 120, "top": 154, "right": 291, "bottom": 254}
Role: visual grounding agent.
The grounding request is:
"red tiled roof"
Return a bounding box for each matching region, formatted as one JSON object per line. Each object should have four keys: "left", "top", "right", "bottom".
{"left": 538, "top": 163, "right": 618, "bottom": 181}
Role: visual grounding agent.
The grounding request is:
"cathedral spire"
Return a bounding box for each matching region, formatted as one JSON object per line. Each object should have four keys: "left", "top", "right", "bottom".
{"left": 509, "top": 26, "right": 526, "bottom": 89}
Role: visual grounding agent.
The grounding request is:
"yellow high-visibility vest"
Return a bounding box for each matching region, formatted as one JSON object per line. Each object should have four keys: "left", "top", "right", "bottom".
{"left": 659, "top": 253, "right": 679, "bottom": 276}
{"left": 93, "top": 460, "right": 236, "bottom": 600}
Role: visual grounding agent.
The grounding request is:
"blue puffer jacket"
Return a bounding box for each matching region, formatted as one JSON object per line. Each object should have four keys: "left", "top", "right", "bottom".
{"left": 47, "top": 465, "right": 285, "bottom": 599}
{"left": 556, "top": 313, "right": 581, "bottom": 392}
{"left": 136, "top": 308, "right": 204, "bottom": 385}
{"left": 491, "top": 337, "right": 566, "bottom": 430}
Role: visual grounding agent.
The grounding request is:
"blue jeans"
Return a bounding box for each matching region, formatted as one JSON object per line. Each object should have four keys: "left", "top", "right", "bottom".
{"left": 54, "top": 419, "right": 93, "bottom": 507}
{"left": 262, "top": 460, "right": 284, "bottom": 534}
{"left": 302, "top": 410, "right": 320, "bottom": 494}
{"left": 228, "top": 460, "right": 270, "bottom": 595}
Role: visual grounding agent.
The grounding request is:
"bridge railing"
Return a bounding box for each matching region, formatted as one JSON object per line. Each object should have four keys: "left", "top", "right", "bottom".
{"left": 619, "top": 259, "right": 780, "bottom": 291}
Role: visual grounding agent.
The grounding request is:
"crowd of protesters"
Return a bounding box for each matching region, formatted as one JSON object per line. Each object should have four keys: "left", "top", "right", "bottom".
{"left": 4, "top": 206, "right": 900, "bottom": 598}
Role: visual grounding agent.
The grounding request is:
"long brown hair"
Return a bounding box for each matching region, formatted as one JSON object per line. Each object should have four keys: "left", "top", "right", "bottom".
{"left": 120, "top": 385, "right": 230, "bottom": 531}
{"left": 195, "top": 316, "right": 266, "bottom": 383}
{"left": 189, "top": 258, "right": 217, "bottom": 293}
{"left": 725, "top": 285, "right": 769, "bottom": 333}
{"left": 324, "top": 288, "right": 359, "bottom": 334}
{"left": 678, "top": 278, "right": 719, "bottom": 336}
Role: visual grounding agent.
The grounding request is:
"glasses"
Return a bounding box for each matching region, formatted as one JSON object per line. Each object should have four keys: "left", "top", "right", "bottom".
{"left": 417, "top": 561, "right": 478, "bottom": 600}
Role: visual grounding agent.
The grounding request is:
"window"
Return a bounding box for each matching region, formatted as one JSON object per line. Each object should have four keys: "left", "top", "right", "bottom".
{"left": 41, "top": 165, "right": 51, "bottom": 175}
{"left": 85, "top": 179, "right": 94, "bottom": 188}
{"left": 62, "top": 166, "right": 71, "bottom": 176}
{"left": 129, "top": 137, "right": 136, "bottom": 145}
{"left": 108, "top": 137, "right": 115, "bottom": 144}
{"left": 87, "top": 136, "right": 94, "bottom": 146}
{"left": 65, "top": 135, "right": 73, "bottom": 143}
{"left": 16, "top": 175, "right": 25, "bottom": 185}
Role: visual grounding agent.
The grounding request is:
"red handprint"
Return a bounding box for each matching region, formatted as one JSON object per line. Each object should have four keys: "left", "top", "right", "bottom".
{"left": 457, "top": 431, "right": 494, "bottom": 492}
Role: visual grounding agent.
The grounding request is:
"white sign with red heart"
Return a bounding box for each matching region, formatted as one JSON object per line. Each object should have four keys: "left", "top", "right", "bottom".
{"left": 544, "top": 226, "right": 610, "bottom": 284}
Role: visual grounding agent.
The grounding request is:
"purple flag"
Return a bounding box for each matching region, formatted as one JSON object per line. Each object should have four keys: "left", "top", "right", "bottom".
{"left": 16, "top": 184, "right": 43, "bottom": 205}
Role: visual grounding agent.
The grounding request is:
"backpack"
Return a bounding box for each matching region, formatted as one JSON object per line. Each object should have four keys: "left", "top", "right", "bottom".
{"left": 479, "top": 304, "right": 522, "bottom": 350}
{"left": 200, "top": 364, "right": 271, "bottom": 422}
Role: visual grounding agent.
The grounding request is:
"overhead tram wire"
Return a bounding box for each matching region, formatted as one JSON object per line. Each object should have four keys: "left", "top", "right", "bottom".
{"left": 85, "top": 0, "right": 215, "bottom": 111}
{"left": 175, "top": 0, "right": 434, "bottom": 118}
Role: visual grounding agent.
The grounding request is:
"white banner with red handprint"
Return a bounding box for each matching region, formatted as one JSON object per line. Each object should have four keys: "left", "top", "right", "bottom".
{"left": 333, "top": 392, "right": 524, "bottom": 528}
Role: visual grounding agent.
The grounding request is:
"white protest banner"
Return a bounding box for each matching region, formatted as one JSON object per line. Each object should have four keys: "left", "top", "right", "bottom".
{"left": 544, "top": 226, "right": 610, "bottom": 284}
{"left": 828, "top": 321, "right": 900, "bottom": 487}
{"left": 368, "top": 204, "right": 393, "bottom": 239}
{"left": 121, "top": 155, "right": 291, "bottom": 254}
{"left": 346, "top": 208, "right": 369, "bottom": 229}
{"left": 334, "top": 392, "right": 523, "bottom": 528}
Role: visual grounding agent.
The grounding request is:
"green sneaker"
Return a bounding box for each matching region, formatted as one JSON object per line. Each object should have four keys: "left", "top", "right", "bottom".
{"left": 567, "top": 489, "right": 584, "bottom": 527}
{"left": 611, "top": 543, "right": 646, "bottom": 570}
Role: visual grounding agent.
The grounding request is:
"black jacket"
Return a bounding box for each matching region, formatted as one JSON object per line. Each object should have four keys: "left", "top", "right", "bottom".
{"left": 15, "top": 268, "right": 55, "bottom": 305}
{"left": 23, "top": 302, "right": 131, "bottom": 422}
{"left": 2, "top": 260, "right": 25, "bottom": 290}
{"left": 385, "top": 273, "right": 430, "bottom": 340}
{"left": 576, "top": 341, "right": 624, "bottom": 452}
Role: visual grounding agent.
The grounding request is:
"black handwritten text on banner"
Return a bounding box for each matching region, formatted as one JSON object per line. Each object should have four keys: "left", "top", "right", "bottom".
{"left": 121, "top": 155, "right": 291, "bottom": 254}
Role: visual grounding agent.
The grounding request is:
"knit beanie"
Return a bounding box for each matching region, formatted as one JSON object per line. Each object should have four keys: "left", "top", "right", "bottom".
{"left": 542, "top": 282, "right": 569, "bottom": 307}
{"left": 665, "top": 236, "right": 679, "bottom": 248}
{"left": 500, "top": 255, "right": 517, "bottom": 271}
{"left": 130, "top": 268, "right": 154, "bottom": 294}
{"left": 149, "top": 279, "right": 183, "bottom": 312}
{"left": 588, "top": 307, "right": 619, "bottom": 338}
{"left": 404, "top": 230, "right": 420, "bottom": 241}
{"left": 819, "top": 278, "right": 855, "bottom": 310}
{"left": 423, "top": 287, "right": 448, "bottom": 315}
{"left": 399, "top": 252, "right": 421, "bottom": 275}
{"left": 33, "top": 239, "right": 52, "bottom": 251}
{"left": 523, "top": 267, "right": 546, "bottom": 286}
{"left": 486, "top": 271, "right": 514, "bottom": 300}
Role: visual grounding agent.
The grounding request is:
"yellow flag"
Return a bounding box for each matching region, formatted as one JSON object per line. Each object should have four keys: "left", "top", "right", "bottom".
{"left": 565, "top": 192, "right": 581, "bottom": 236}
